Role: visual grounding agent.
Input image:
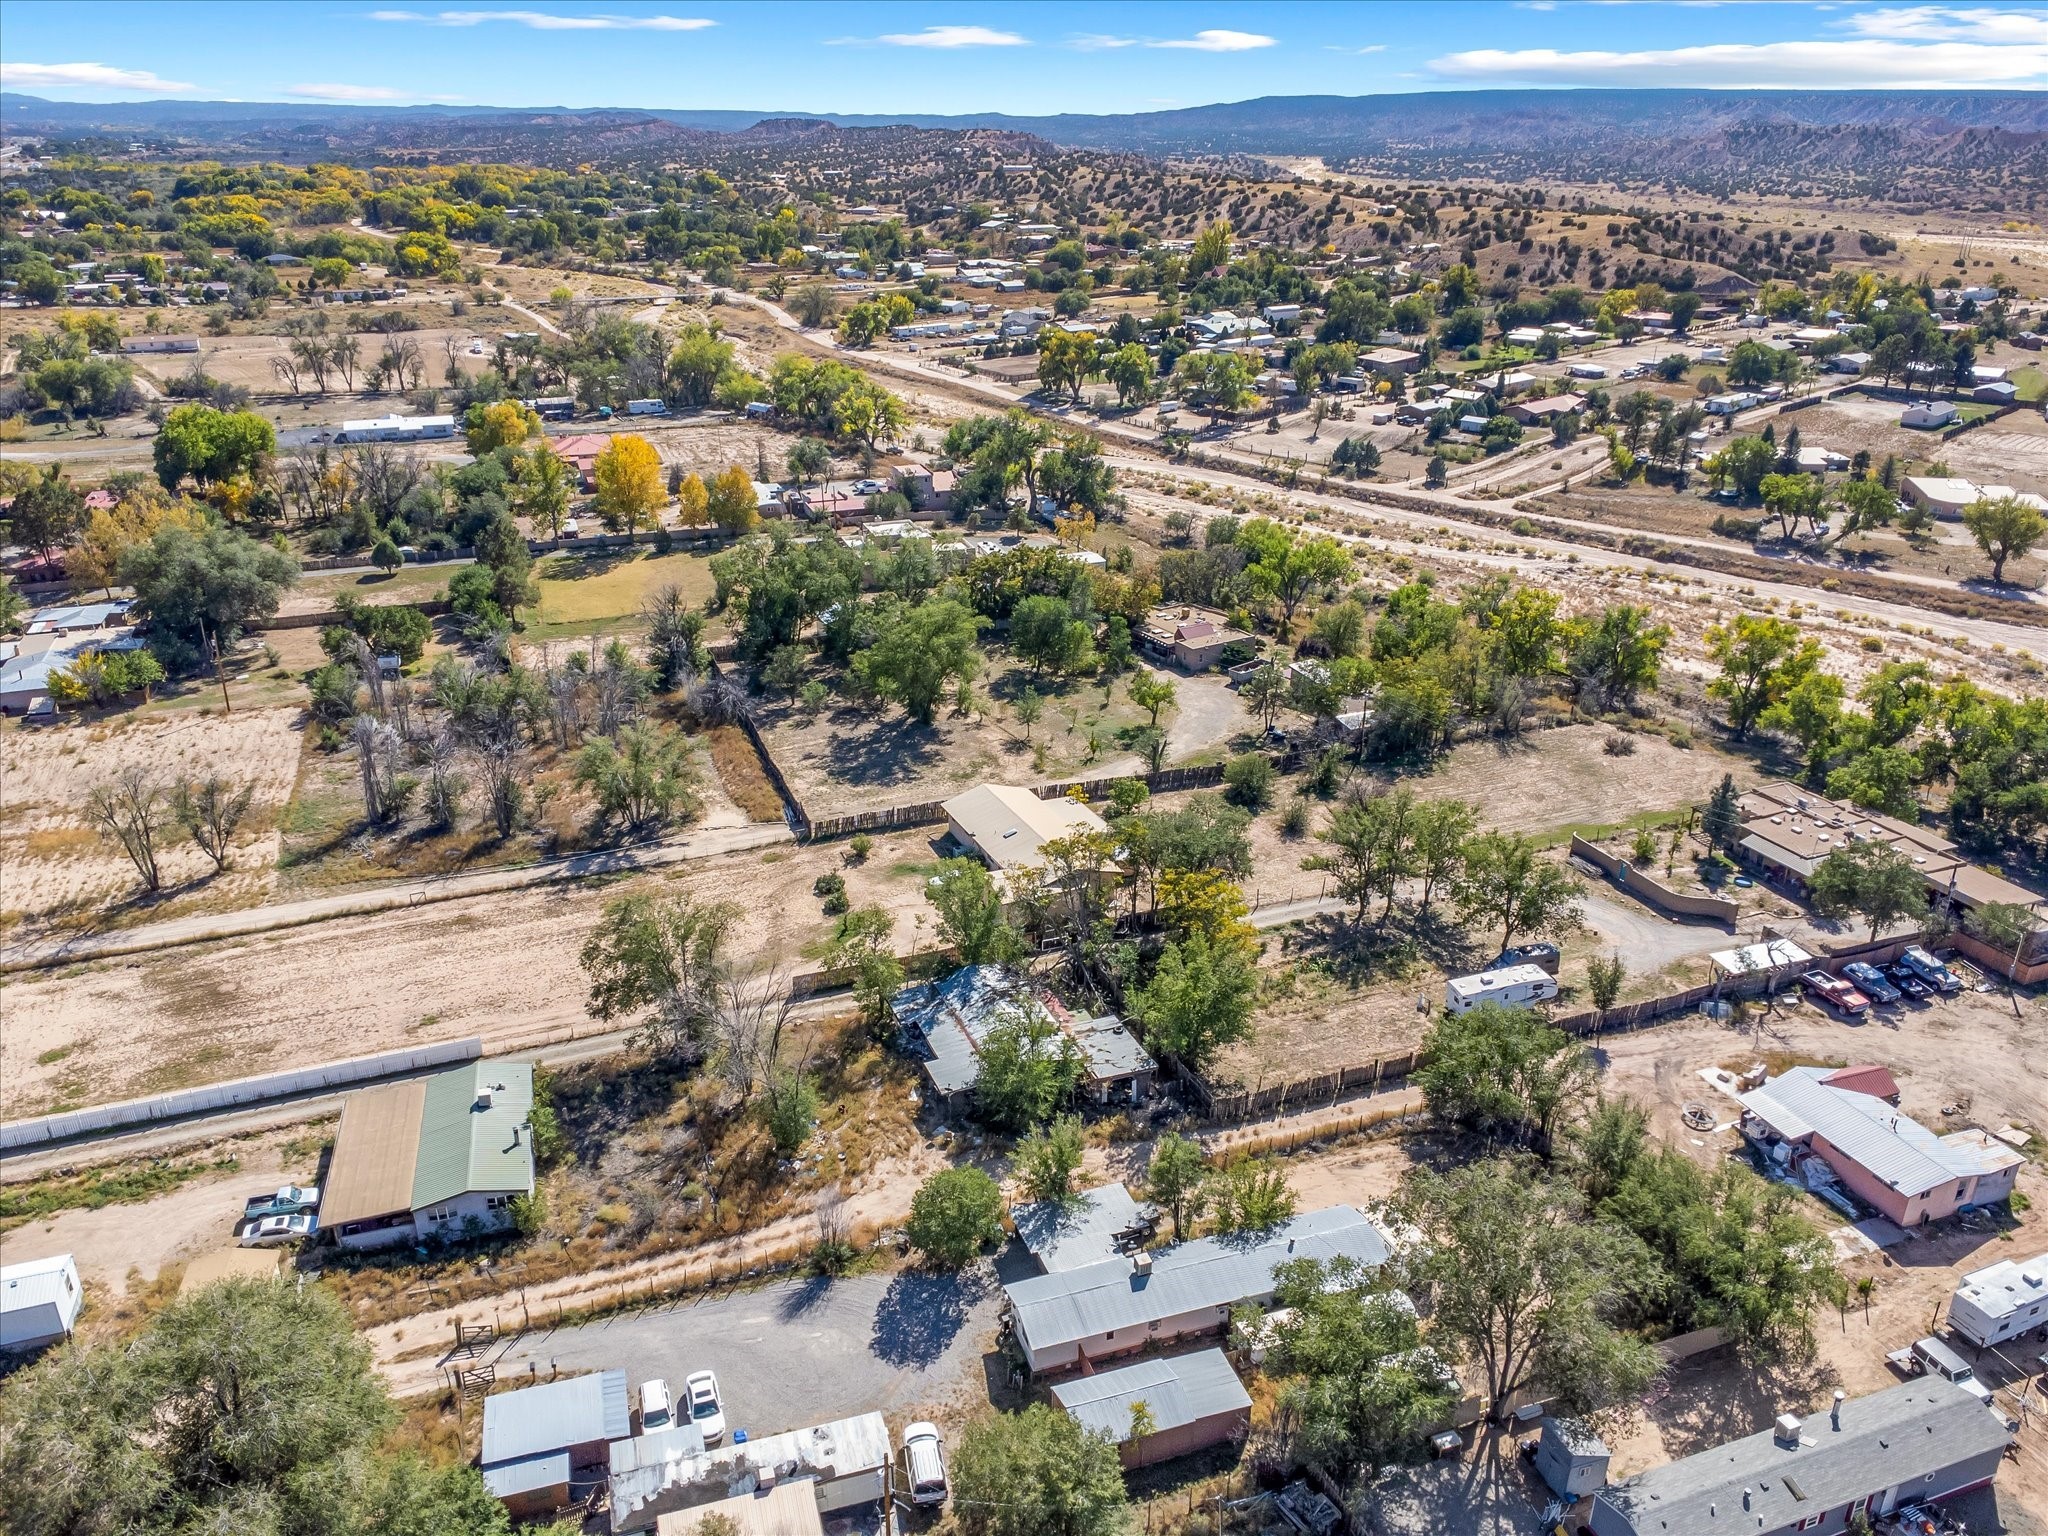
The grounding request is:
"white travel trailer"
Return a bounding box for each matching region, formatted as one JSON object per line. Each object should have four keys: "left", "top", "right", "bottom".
{"left": 1444, "top": 963, "right": 1559, "bottom": 1014}
{"left": 1947, "top": 1252, "right": 2048, "bottom": 1348}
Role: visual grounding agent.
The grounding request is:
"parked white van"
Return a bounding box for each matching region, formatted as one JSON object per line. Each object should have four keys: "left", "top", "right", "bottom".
{"left": 1444, "top": 963, "right": 1559, "bottom": 1014}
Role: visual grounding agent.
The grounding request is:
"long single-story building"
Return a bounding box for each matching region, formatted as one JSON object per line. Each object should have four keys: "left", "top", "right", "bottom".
{"left": 1136, "top": 607, "right": 1255, "bottom": 672}
{"left": 610, "top": 1411, "right": 891, "bottom": 1534}
{"left": 319, "top": 1060, "right": 536, "bottom": 1250}
{"left": 1012, "top": 1182, "right": 1158, "bottom": 1274}
{"left": 1051, "top": 1348, "right": 1253, "bottom": 1468}
{"left": 1, "top": 1254, "right": 81, "bottom": 1352}
{"left": 1737, "top": 1066, "right": 2023, "bottom": 1228}
{"left": 334, "top": 413, "right": 456, "bottom": 444}
{"left": 1003, "top": 1205, "right": 1389, "bottom": 1375}
{"left": 1901, "top": 475, "right": 1980, "bottom": 519}
{"left": 1590, "top": 1381, "right": 2012, "bottom": 1536}
{"left": 942, "top": 783, "right": 1107, "bottom": 877}
{"left": 480, "top": 1369, "right": 632, "bottom": 1520}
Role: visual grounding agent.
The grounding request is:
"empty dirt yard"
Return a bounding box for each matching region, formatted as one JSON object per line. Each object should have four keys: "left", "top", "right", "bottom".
{"left": 0, "top": 707, "right": 303, "bottom": 937}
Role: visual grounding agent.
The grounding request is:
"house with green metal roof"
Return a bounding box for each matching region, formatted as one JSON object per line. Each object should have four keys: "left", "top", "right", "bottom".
{"left": 321, "top": 1061, "right": 536, "bottom": 1250}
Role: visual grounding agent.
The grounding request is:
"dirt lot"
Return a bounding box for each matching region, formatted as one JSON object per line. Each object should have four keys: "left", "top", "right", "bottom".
{"left": 0, "top": 824, "right": 953, "bottom": 1117}
{"left": 0, "top": 707, "right": 303, "bottom": 934}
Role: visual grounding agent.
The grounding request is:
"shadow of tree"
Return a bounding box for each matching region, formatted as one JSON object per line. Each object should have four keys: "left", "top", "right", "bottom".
{"left": 1644, "top": 1351, "right": 1841, "bottom": 1460}
{"left": 775, "top": 1274, "right": 834, "bottom": 1321}
{"left": 869, "top": 1267, "right": 993, "bottom": 1369}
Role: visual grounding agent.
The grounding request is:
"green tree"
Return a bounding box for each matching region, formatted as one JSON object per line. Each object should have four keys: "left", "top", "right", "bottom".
{"left": 1417, "top": 1002, "right": 1597, "bottom": 1154}
{"left": 1145, "top": 1131, "right": 1209, "bottom": 1241}
{"left": 153, "top": 403, "right": 276, "bottom": 490}
{"left": 1585, "top": 953, "right": 1627, "bottom": 1018}
{"left": 174, "top": 773, "right": 255, "bottom": 873}
{"left": 1105, "top": 342, "right": 1152, "bottom": 407}
{"left": 1127, "top": 670, "right": 1175, "bottom": 727}
{"left": 1568, "top": 603, "right": 1669, "bottom": 710}
{"left": 1223, "top": 752, "right": 1276, "bottom": 810}
{"left": 578, "top": 891, "right": 739, "bottom": 1056}
{"left": 1394, "top": 1159, "right": 1662, "bottom": 1420}
{"left": 512, "top": 446, "right": 573, "bottom": 539}
{"left": 974, "top": 1009, "right": 1083, "bottom": 1132}
{"left": 1272, "top": 536, "right": 1350, "bottom": 638}
{"left": 1700, "top": 773, "right": 1744, "bottom": 854}
{"left": 1128, "top": 931, "right": 1258, "bottom": 1071}
{"left": 120, "top": 521, "right": 300, "bottom": 663}
{"left": 1764, "top": 671, "right": 1848, "bottom": 778}
{"left": 1306, "top": 788, "right": 1416, "bottom": 924}
{"left": 1705, "top": 614, "right": 1824, "bottom": 739}
{"left": 4, "top": 464, "right": 86, "bottom": 561}
{"left": 1409, "top": 797, "right": 1476, "bottom": 914}
{"left": 830, "top": 905, "right": 904, "bottom": 1036}
{"left": 1961, "top": 493, "right": 2046, "bottom": 583}
{"left": 1206, "top": 1156, "right": 1296, "bottom": 1234}
{"left": 785, "top": 435, "right": 832, "bottom": 492}
{"left": 1825, "top": 744, "right": 1923, "bottom": 820}
{"left": 1015, "top": 1114, "right": 1086, "bottom": 1202}
{"left": 950, "top": 1402, "right": 1128, "bottom": 1536}
{"left": 1454, "top": 832, "right": 1583, "bottom": 955}
{"left": 905, "top": 1167, "right": 1006, "bottom": 1268}
{"left": 1011, "top": 593, "right": 1094, "bottom": 679}
{"left": 1807, "top": 838, "right": 1927, "bottom": 940}
{"left": 1266, "top": 1255, "right": 1459, "bottom": 1479}
{"left": 856, "top": 598, "right": 983, "bottom": 723}
{"left": 925, "top": 857, "right": 1028, "bottom": 966}
{"left": 575, "top": 721, "right": 697, "bottom": 829}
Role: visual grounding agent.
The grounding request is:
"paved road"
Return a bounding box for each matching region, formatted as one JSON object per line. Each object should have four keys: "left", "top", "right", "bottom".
{"left": 0, "top": 821, "right": 793, "bottom": 973}
{"left": 477, "top": 1267, "right": 1004, "bottom": 1437}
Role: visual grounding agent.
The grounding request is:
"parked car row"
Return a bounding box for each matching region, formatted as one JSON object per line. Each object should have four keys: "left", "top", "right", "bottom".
{"left": 235, "top": 1184, "right": 321, "bottom": 1247}
{"left": 1798, "top": 947, "right": 1962, "bottom": 1019}
{"left": 638, "top": 1370, "right": 727, "bottom": 1445}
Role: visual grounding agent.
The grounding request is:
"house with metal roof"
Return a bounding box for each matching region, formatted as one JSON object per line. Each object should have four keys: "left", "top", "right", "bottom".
{"left": 320, "top": 1060, "right": 536, "bottom": 1250}
{"left": 891, "top": 965, "right": 1155, "bottom": 1114}
{"left": 1012, "top": 1182, "right": 1157, "bottom": 1274}
{"left": 1737, "top": 1067, "right": 2022, "bottom": 1228}
{"left": 1051, "top": 1348, "right": 1252, "bottom": 1468}
{"left": 480, "top": 1369, "right": 632, "bottom": 1519}
{"left": 941, "top": 783, "right": 1108, "bottom": 878}
{"left": 1589, "top": 1380, "right": 2011, "bottom": 1536}
{"left": 1947, "top": 1250, "right": 2048, "bottom": 1348}
{"left": 1, "top": 1253, "right": 81, "bottom": 1352}
{"left": 1004, "top": 1205, "right": 1390, "bottom": 1374}
{"left": 609, "top": 1411, "right": 891, "bottom": 1534}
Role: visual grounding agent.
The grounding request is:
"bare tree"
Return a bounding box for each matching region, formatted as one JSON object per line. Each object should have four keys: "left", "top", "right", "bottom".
{"left": 589, "top": 638, "right": 648, "bottom": 737}
{"left": 350, "top": 713, "right": 400, "bottom": 824}
{"left": 173, "top": 775, "right": 255, "bottom": 874}
{"left": 270, "top": 353, "right": 302, "bottom": 396}
{"left": 330, "top": 335, "right": 360, "bottom": 392}
{"left": 711, "top": 968, "right": 796, "bottom": 1104}
{"left": 292, "top": 337, "right": 332, "bottom": 394}
{"left": 420, "top": 726, "right": 467, "bottom": 829}
{"left": 85, "top": 766, "right": 169, "bottom": 892}
{"left": 544, "top": 661, "right": 585, "bottom": 748}
{"left": 350, "top": 443, "right": 426, "bottom": 528}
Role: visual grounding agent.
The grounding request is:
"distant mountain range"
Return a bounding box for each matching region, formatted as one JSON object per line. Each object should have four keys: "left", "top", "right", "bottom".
{"left": 7, "top": 89, "right": 2044, "bottom": 198}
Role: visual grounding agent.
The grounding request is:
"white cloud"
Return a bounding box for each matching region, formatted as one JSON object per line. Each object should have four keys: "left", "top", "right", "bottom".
{"left": 371, "top": 9, "right": 714, "bottom": 30}
{"left": 0, "top": 61, "right": 195, "bottom": 92}
{"left": 1068, "top": 33, "right": 1139, "bottom": 50}
{"left": 1839, "top": 6, "right": 2048, "bottom": 42}
{"left": 1325, "top": 43, "right": 1390, "bottom": 53}
{"left": 1150, "top": 29, "right": 1277, "bottom": 51}
{"left": 289, "top": 83, "right": 414, "bottom": 100}
{"left": 1431, "top": 37, "right": 2048, "bottom": 87}
{"left": 865, "top": 25, "right": 1029, "bottom": 48}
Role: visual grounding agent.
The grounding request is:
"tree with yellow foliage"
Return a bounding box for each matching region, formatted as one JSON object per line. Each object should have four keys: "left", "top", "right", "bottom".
{"left": 464, "top": 399, "right": 540, "bottom": 456}
{"left": 593, "top": 434, "right": 665, "bottom": 534}
{"left": 66, "top": 487, "right": 210, "bottom": 598}
{"left": 706, "top": 464, "right": 759, "bottom": 534}
{"left": 674, "top": 471, "right": 710, "bottom": 527}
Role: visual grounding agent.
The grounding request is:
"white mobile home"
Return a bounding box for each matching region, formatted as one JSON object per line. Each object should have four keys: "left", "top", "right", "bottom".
{"left": 1947, "top": 1252, "right": 2048, "bottom": 1348}
{"left": 1, "top": 1253, "right": 82, "bottom": 1351}
{"left": 1567, "top": 362, "right": 1607, "bottom": 380}
{"left": 1444, "top": 963, "right": 1558, "bottom": 1014}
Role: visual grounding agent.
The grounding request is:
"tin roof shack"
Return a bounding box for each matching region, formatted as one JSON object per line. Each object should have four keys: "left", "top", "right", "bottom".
{"left": 1737, "top": 1067, "right": 2023, "bottom": 1228}
{"left": 610, "top": 1411, "right": 891, "bottom": 1534}
{"left": 892, "top": 965, "right": 1154, "bottom": 1116}
{"left": 1532, "top": 1416, "right": 1610, "bottom": 1501}
{"left": 1012, "top": 1183, "right": 1157, "bottom": 1274}
{"left": 320, "top": 1060, "right": 535, "bottom": 1250}
{"left": 1051, "top": 1348, "right": 1253, "bottom": 1469}
{"left": 1, "top": 1254, "right": 81, "bottom": 1352}
{"left": 1004, "top": 1205, "right": 1390, "bottom": 1375}
{"left": 1588, "top": 1381, "right": 2012, "bottom": 1536}
{"left": 480, "top": 1370, "right": 632, "bottom": 1520}
{"left": 1947, "top": 1251, "right": 2048, "bottom": 1348}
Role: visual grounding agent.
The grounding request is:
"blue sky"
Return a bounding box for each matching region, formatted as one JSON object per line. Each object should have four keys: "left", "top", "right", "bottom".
{"left": 2, "top": 2, "right": 2043, "bottom": 114}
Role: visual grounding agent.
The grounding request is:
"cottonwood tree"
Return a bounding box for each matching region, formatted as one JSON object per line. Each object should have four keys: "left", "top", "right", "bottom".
{"left": 575, "top": 721, "right": 696, "bottom": 830}
{"left": 1265, "top": 1256, "right": 1459, "bottom": 1479}
{"left": 905, "top": 1167, "right": 1006, "bottom": 1268}
{"left": 1962, "top": 493, "right": 2046, "bottom": 584}
{"left": 924, "top": 858, "right": 1027, "bottom": 966}
{"left": 1417, "top": 1001, "right": 1598, "bottom": 1155}
{"left": 1568, "top": 603, "right": 1669, "bottom": 710}
{"left": 579, "top": 891, "right": 741, "bottom": 1059}
{"left": 85, "top": 764, "right": 170, "bottom": 892}
{"left": 1145, "top": 1131, "right": 1209, "bottom": 1240}
{"left": 1306, "top": 787, "right": 1417, "bottom": 924}
{"left": 1807, "top": 839, "right": 1927, "bottom": 941}
{"left": 1705, "top": 614, "right": 1823, "bottom": 740}
{"left": 974, "top": 1009, "right": 1083, "bottom": 1133}
{"left": 1015, "top": 1114, "right": 1085, "bottom": 1203}
{"left": 1127, "top": 670, "right": 1175, "bottom": 727}
{"left": 855, "top": 599, "right": 983, "bottom": 724}
{"left": 1454, "top": 831, "right": 1583, "bottom": 954}
{"left": 1409, "top": 797, "right": 1477, "bottom": 915}
{"left": 174, "top": 774, "right": 254, "bottom": 873}
{"left": 1392, "top": 1158, "right": 1662, "bottom": 1422}
{"left": 949, "top": 1403, "right": 1127, "bottom": 1536}
{"left": 1206, "top": 1156, "right": 1296, "bottom": 1234}
{"left": 1128, "top": 931, "right": 1258, "bottom": 1071}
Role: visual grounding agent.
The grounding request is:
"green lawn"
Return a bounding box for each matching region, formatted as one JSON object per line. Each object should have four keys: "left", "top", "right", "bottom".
{"left": 298, "top": 564, "right": 454, "bottom": 605}
{"left": 2010, "top": 365, "right": 2046, "bottom": 404}
{"left": 527, "top": 549, "right": 718, "bottom": 640}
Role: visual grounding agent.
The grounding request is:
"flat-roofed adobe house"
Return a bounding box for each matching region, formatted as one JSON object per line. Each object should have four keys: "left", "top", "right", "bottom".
{"left": 320, "top": 1061, "right": 535, "bottom": 1250}
{"left": 941, "top": 783, "right": 1108, "bottom": 879}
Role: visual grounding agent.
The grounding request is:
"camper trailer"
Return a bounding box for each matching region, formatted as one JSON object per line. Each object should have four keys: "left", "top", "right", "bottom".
{"left": 1444, "top": 963, "right": 1559, "bottom": 1014}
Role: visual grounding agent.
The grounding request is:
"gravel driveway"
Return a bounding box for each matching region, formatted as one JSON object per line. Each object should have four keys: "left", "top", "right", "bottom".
{"left": 481, "top": 1266, "right": 1003, "bottom": 1438}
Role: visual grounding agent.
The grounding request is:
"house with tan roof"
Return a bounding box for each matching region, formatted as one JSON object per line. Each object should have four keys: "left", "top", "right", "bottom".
{"left": 321, "top": 1060, "right": 536, "bottom": 1250}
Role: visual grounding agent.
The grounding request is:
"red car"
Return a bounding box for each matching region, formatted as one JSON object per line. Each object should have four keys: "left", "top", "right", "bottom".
{"left": 1800, "top": 970, "right": 1870, "bottom": 1018}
